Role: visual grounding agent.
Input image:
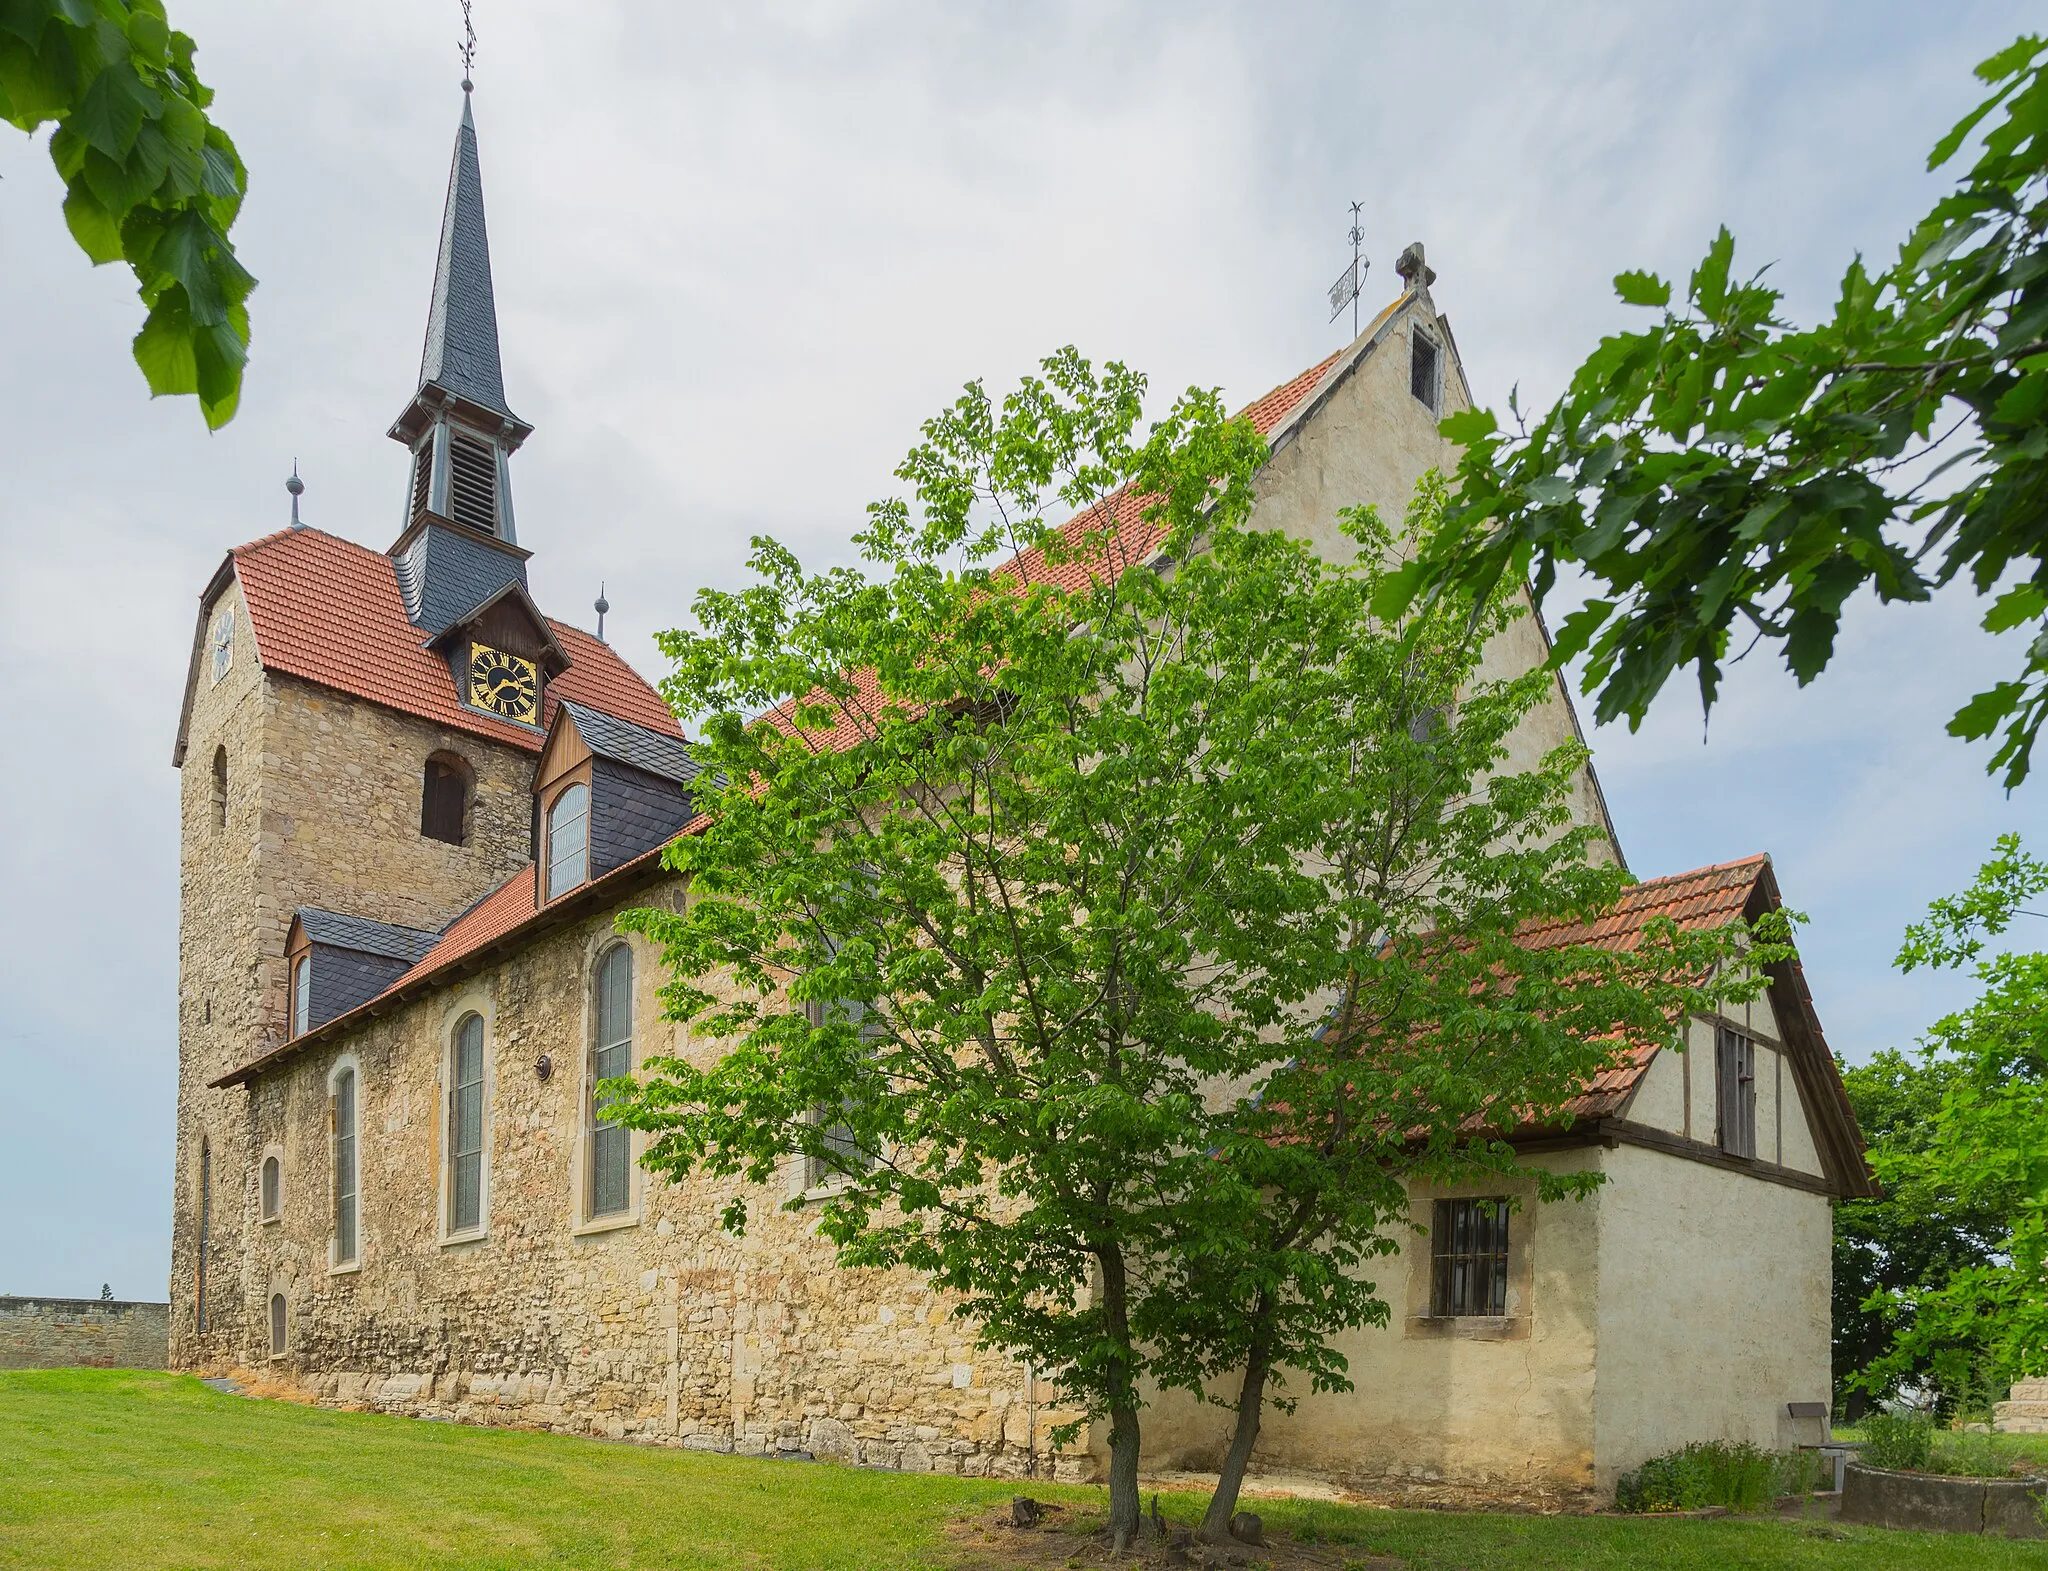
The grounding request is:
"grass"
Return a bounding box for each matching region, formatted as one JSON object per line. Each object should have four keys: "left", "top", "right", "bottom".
{"left": 0, "top": 1370, "right": 2044, "bottom": 1570}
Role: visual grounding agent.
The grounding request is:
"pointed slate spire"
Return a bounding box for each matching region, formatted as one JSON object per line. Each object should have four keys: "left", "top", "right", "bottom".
{"left": 418, "top": 90, "right": 517, "bottom": 420}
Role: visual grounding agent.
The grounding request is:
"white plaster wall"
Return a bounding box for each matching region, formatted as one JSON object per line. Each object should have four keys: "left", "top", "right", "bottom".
{"left": 1625, "top": 1048, "right": 1687, "bottom": 1137}
{"left": 1674, "top": 1009, "right": 1825, "bottom": 1177}
{"left": 1590, "top": 1142, "right": 1832, "bottom": 1494}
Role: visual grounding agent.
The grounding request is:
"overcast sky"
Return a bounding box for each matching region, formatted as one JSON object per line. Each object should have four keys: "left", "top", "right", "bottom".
{"left": 3, "top": 1, "right": 2042, "bottom": 1300}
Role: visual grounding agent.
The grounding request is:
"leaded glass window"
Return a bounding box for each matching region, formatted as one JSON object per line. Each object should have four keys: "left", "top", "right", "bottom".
{"left": 449, "top": 1014, "right": 485, "bottom": 1232}
{"left": 589, "top": 945, "right": 632, "bottom": 1218}
{"left": 261, "top": 1155, "right": 280, "bottom": 1220}
{"left": 333, "top": 1068, "right": 358, "bottom": 1266}
{"left": 547, "top": 783, "right": 590, "bottom": 901}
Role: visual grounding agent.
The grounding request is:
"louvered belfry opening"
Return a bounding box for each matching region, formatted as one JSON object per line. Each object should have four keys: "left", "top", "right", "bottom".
{"left": 447, "top": 429, "right": 500, "bottom": 534}
{"left": 408, "top": 444, "right": 433, "bottom": 524}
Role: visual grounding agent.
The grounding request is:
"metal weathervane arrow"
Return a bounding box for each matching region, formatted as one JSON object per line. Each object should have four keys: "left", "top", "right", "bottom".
{"left": 1328, "top": 201, "right": 1369, "bottom": 337}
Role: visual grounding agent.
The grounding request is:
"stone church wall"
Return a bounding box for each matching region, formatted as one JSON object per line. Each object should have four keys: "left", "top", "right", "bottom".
{"left": 236, "top": 878, "right": 1086, "bottom": 1479}
{"left": 0, "top": 1298, "right": 171, "bottom": 1371}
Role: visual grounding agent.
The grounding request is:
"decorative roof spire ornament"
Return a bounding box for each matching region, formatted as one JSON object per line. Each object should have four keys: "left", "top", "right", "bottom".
{"left": 286, "top": 462, "right": 305, "bottom": 529}
{"left": 594, "top": 583, "right": 609, "bottom": 642}
{"left": 1327, "top": 201, "right": 1370, "bottom": 338}
{"left": 459, "top": 0, "right": 476, "bottom": 92}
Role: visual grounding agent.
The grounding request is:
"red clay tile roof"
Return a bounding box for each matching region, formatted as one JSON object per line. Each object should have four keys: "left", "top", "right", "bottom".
{"left": 228, "top": 526, "right": 680, "bottom": 750}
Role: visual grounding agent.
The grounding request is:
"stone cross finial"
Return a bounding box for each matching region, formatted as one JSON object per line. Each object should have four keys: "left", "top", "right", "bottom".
{"left": 1395, "top": 242, "right": 1437, "bottom": 291}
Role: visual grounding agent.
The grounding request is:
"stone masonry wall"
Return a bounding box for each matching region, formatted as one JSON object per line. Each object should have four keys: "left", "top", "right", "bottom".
{"left": 174, "top": 568, "right": 542, "bottom": 1372}
{"left": 0, "top": 1298, "right": 170, "bottom": 1370}
{"left": 240, "top": 878, "right": 1087, "bottom": 1479}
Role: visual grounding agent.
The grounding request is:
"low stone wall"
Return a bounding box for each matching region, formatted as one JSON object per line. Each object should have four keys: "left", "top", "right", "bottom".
{"left": 0, "top": 1297, "right": 171, "bottom": 1371}
{"left": 1841, "top": 1462, "right": 2046, "bottom": 1539}
{"left": 1995, "top": 1378, "right": 2048, "bottom": 1435}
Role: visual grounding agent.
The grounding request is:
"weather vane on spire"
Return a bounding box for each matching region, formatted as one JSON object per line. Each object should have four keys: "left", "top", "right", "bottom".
{"left": 1328, "top": 201, "right": 1369, "bottom": 338}
{"left": 459, "top": 0, "right": 477, "bottom": 91}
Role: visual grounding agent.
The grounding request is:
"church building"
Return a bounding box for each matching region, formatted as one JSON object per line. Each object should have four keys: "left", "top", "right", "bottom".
{"left": 170, "top": 90, "right": 1874, "bottom": 1504}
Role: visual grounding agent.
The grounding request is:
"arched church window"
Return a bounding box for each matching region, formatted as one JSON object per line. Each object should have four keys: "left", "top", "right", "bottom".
{"left": 211, "top": 747, "right": 228, "bottom": 833}
{"left": 546, "top": 783, "right": 590, "bottom": 901}
{"left": 421, "top": 752, "right": 473, "bottom": 846}
{"left": 448, "top": 1013, "right": 486, "bottom": 1234}
{"left": 588, "top": 945, "right": 632, "bottom": 1219}
{"left": 261, "top": 1154, "right": 281, "bottom": 1221}
{"left": 269, "top": 1293, "right": 287, "bottom": 1357}
{"left": 332, "top": 1066, "right": 359, "bottom": 1268}
{"left": 292, "top": 956, "right": 311, "bottom": 1037}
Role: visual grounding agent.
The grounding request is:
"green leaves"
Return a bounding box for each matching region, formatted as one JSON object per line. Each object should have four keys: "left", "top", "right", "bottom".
{"left": 1393, "top": 32, "right": 2048, "bottom": 787}
{"left": 4, "top": 0, "right": 254, "bottom": 428}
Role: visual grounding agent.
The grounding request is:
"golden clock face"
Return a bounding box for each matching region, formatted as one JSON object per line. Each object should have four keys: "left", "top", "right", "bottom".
{"left": 468, "top": 644, "right": 540, "bottom": 723}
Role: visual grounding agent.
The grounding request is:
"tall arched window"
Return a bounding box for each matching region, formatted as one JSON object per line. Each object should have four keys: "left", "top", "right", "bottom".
{"left": 292, "top": 956, "right": 311, "bottom": 1037}
{"left": 588, "top": 945, "right": 632, "bottom": 1218}
{"left": 210, "top": 746, "right": 228, "bottom": 832}
{"left": 260, "top": 1154, "right": 281, "bottom": 1221}
{"left": 196, "top": 1137, "right": 211, "bottom": 1332}
{"left": 332, "top": 1066, "right": 359, "bottom": 1267}
{"left": 546, "top": 783, "right": 590, "bottom": 901}
{"left": 268, "top": 1293, "right": 287, "bottom": 1356}
{"left": 448, "top": 1013, "right": 486, "bottom": 1233}
{"left": 421, "top": 752, "right": 472, "bottom": 846}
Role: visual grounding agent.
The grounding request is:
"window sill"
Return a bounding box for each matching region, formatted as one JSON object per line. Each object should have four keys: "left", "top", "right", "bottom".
{"left": 439, "top": 1228, "right": 488, "bottom": 1249}
{"left": 1405, "top": 1314, "right": 1528, "bottom": 1342}
{"left": 328, "top": 1260, "right": 361, "bottom": 1277}
{"left": 259, "top": 1214, "right": 280, "bottom": 1226}
{"left": 573, "top": 1211, "right": 639, "bottom": 1238}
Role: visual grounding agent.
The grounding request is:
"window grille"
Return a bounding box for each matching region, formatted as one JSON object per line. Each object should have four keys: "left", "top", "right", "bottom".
{"left": 449, "top": 1014, "right": 486, "bottom": 1232}
{"left": 421, "top": 755, "right": 469, "bottom": 845}
{"left": 1717, "top": 1027, "right": 1757, "bottom": 1158}
{"left": 447, "top": 431, "right": 499, "bottom": 535}
{"left": 1430, "top": 1197, "right": 1510, "bottom": 1316}
{"left": 333, "top": 1069, "right": 358, "bottom": 1266}
{"left": 268, "top": 1293, "right": 286, "bottom": 1356}
{"left": 1411, "top": 330, "right": 1442, "bottom": 413}
{"left": 261, "top": 1155, "right": 281, "bottom": 1221}
{"left": 589, "top": 946, "right": 633, "bottom": 1218}
{"left": 546, "top": 783, "right": 590, "bottom": 900}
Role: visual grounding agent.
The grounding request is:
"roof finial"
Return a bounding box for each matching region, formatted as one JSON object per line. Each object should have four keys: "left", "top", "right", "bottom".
{"left": 1327, "top": 201, "right": 1370, "bottom": 338}
{"left": 286, "top": 461, "right": 305, "bottom": 529}
{"left": 594, "top": 582, "right": 610, "bottom": 642}
{"left": 459, "top": 0, "right": 476, "bottom": 94}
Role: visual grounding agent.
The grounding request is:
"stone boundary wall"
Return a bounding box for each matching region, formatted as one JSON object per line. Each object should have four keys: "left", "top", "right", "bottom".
{"left": 0, "top": 1297, "right": 171, "bottom": 1371}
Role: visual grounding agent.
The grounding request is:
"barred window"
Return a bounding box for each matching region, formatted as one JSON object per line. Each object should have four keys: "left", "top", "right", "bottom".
{"left": 588, "top": 945, "right": 634, "bottom": 1219}
{"left": 1717, "top": 1027, "right": 1758, "bottom": 1158}
{"left": 1431, "top": 1198, "right": 1510, "bottom": 1317}
{"left": 332, "top": 1067, "right": 359, "bottom": 1267}
{"left": 449, "top": 1014, "right": 486, "bottom": 1233}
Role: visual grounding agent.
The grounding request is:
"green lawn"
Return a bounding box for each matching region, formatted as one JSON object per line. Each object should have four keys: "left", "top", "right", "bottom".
{"left": 0, "top": 1370, "right": 2043, "bottom": 1570}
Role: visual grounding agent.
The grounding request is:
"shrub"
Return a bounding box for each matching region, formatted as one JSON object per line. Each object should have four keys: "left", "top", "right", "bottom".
{"left": 1923, "top": 1431, "right": 2047, "bottom": 1479}
{"left": 1614, "top": 1442, "right": 1782, "bottom": 1513}
{"left": 1863, "top": 1412, "right": 1935, "bottom": 1472}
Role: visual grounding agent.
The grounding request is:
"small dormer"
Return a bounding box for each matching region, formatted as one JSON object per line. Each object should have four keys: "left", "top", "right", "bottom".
{"left": 285, "top": 908, "right": 442, "bottom": 1037}
{"left": 534, "top": 701, "right": 700, "bottom": 902}
{"left": 424, "top": 581, "right": 570, "bottom": 730}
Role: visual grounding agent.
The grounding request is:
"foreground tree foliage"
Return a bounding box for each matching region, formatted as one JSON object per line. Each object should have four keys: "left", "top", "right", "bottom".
{"left": 609, "top": 354, "right": 1779, "bottom": 1549}
{"left": 1388, "top": 36, "right": 2048, "bottom": 786}
{"left": 1856, "top": 835, "right": 2048, "bottom": 1402}
{"left": 1, "top": 0, "right": 254, "bottom": 427}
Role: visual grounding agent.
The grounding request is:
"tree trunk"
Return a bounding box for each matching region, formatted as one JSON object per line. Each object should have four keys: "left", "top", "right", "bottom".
{"left": 1199, "top": 1327, "right": 1273, "bottom": 1544}
{"left": 1096, "top": 1246, "right": 1144, "bottom": 1553}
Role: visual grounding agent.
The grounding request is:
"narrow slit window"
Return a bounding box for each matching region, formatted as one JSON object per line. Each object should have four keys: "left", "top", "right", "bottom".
{"left": 260, "top": 1155, "right": 281, "bottom": 1221}
{"left": 196, "top": 1137, "right": 211, "bottom": 1332}
{"left": 588, "top": 945, "right": 633, "bottom": 1218}
{"left": 333, "top": 1068, "right": 358, "bottom": 1267}
{"left": 292, "top": 956, "right": 311, "bottom": 1037}
{"left": 1431, "top": 1198, "right": 1510, "bottom": 1316}
{"left": 546, "top": 783, "right": 590, "bottom": 900}
{"left": 449, "top": 1014, "right": 486, "bottom": 1232}
{"left": 211, "top": 747, "right": 228, "bottom": 832}
{"left": 268, "top": 1293, "right": 286, "bottom": 1356}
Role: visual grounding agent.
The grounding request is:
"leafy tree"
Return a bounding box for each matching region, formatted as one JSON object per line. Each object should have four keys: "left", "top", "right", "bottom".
{"left": 2, "top": 0, "right": 254, "bottom": 427}
{"left": 1832, "top": 1048, "right": 2005, "bottom": 1412}
{"left": 607, "top": 354, "right": 1779, "bottom": 1549}
{"left": 1386, "top": 36, "right": 2048, "bottom": 785}
{"left": 1856, "top": 835, "right": 2048, "bottom": 1403}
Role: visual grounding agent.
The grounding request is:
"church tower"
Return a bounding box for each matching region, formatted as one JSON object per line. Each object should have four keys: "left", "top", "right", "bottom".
{"left": 167, "top": 88, "right": 682, "bottom": 1370}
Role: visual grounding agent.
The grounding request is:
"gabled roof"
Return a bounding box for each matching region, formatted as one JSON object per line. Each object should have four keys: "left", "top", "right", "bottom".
{"left": 291, "top": 907, "right": 441, "bottom": 966}
{"left": 172, "top": 525, "right": 681, "bottom": 764}
{"left": 557, "top": 700, "right": 701, "bottom": 787}
{"left": 427, "top": 579, "right": 571, "bottom": 674}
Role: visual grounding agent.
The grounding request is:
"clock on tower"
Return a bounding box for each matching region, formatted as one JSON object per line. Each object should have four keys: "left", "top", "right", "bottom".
{"left": 467, "top": 643, "right": 539, "bottom": 723}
